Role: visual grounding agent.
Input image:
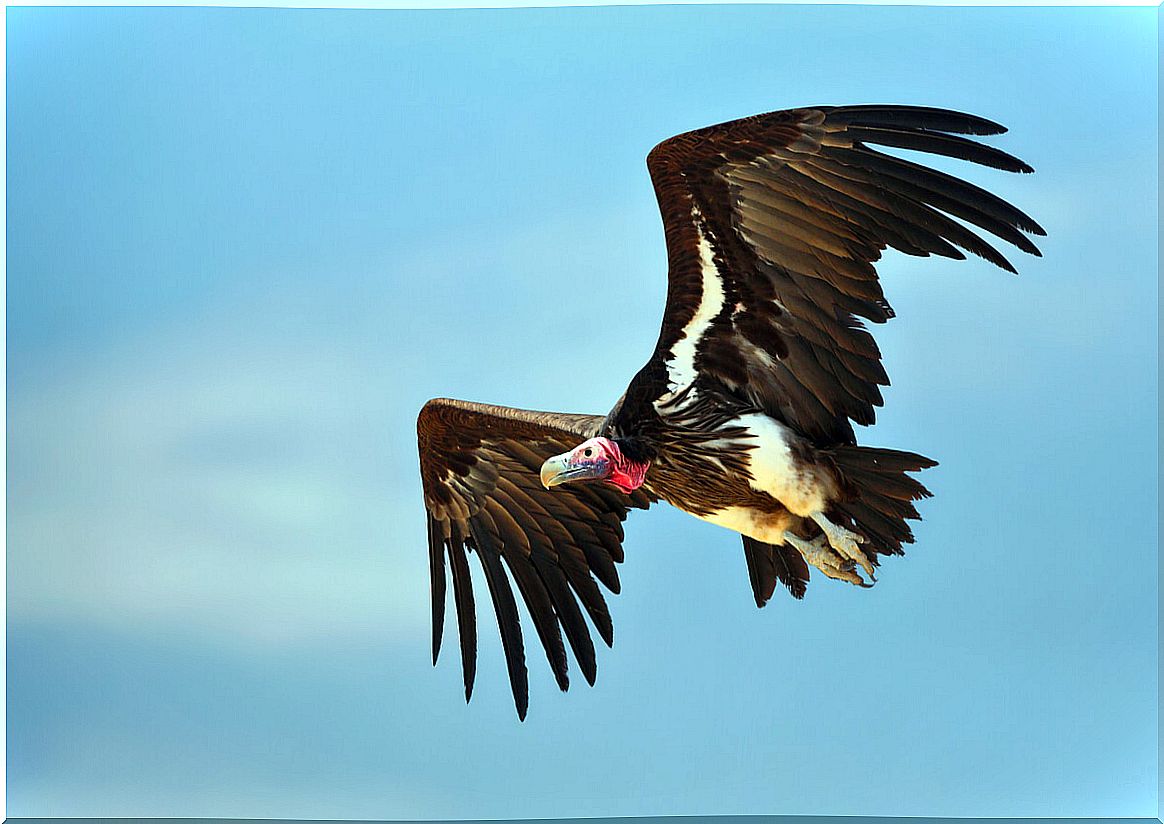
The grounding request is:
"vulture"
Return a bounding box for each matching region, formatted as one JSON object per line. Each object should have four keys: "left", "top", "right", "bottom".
{"left": 416, "top": 104, "right": 1044, "bottom": 718}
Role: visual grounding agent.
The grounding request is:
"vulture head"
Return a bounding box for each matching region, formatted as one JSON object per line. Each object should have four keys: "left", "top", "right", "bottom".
{"left": 540, "top": 437, "right": 649, "bottom": 494}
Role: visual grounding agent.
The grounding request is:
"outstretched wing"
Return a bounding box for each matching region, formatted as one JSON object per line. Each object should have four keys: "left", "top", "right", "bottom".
{"left": 417, "top": 398, "right": 652, "bottom": 719}
{"left": 637, "top": 105, "right": 1046, "bottom": 444}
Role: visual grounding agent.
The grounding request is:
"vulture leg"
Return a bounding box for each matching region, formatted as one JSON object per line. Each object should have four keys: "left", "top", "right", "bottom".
{"left": 810, "top": 511, "right": 876, "bottom": 581}
{"left": 783, "top": 531, "right": 871, "bottom": 588}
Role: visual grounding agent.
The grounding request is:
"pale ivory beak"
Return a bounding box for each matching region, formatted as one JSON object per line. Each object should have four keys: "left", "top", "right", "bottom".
{"left": 540, "top": 451, "right": 608, "bottom": 489}
{"left": 540, "top": 453, "right": 573, "bottom": 489}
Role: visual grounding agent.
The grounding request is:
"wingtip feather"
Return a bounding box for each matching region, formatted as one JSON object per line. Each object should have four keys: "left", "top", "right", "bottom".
{"left": 827, "top": 104, "right": 1010, "bottom": 136}
{"left": 582, "top": 664, "right": 598, "bottom": 687}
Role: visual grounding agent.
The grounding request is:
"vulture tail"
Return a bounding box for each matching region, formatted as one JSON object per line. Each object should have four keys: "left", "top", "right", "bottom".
{"left": 828, "top": 445, "right": 937, "bottom": 560}
{"left": 741, "top": 535, "right": 810, "bottom": 606}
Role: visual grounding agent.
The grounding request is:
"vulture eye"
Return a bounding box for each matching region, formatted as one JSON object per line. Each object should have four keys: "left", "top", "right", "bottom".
{"left": 583, "top": 447, "right": 594, "bottom": 458}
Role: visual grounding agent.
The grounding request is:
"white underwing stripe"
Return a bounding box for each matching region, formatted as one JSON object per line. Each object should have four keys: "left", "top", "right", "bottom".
{"left": 664, "top": 206, "right": 725, "bottom": 393}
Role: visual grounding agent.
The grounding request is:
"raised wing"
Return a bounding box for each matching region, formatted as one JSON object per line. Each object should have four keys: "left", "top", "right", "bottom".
{"left": 418, "top": 398, "right": 652, "bottom": 719}
{"left": 637, "top": 105, "right": 1046, "bottom": 444}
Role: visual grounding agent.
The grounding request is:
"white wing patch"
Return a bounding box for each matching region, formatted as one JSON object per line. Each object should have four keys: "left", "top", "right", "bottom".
{"left": 664, "top": 206, "right": 725, "bottom": 393}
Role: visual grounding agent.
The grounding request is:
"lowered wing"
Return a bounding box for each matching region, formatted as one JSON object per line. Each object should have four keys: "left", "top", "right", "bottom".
{"left": 418, "top": 398, "right": 652, "bottom": 718}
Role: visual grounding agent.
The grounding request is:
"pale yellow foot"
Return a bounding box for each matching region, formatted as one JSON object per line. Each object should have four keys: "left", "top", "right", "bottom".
{"left": 783, "top": 532, "right": 870, "bottom": 588}
{"left": 810, "top": 511, "right": 876, "bottom": 581}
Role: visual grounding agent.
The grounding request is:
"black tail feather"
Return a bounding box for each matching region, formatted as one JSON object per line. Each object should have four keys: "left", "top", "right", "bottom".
{"left": 742, "top": 535, "right": 810, "bottom": 604}
{"left": 829, "top": 445, "right": 936, "bottom": 559}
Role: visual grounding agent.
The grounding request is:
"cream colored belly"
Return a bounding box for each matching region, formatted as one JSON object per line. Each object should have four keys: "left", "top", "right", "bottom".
{"left": 691, "top": 505, "right": 798, "bottom": 546}
{"left": 653, "top": 409, "right": 829, "bottom": 545}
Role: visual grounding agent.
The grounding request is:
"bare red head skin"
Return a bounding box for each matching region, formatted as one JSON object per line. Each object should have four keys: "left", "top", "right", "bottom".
{"left": 539, "top": 436, "right": 649, "bottom": 494}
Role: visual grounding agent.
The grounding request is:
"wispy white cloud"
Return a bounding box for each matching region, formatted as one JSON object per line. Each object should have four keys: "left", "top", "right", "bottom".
{"left": 7, "top": 308, "right": 436, "bottom": 647}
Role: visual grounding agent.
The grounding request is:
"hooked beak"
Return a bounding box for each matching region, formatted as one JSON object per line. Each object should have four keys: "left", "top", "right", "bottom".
{"left": 540, "top": 451, "right": 608, "bottom": 489}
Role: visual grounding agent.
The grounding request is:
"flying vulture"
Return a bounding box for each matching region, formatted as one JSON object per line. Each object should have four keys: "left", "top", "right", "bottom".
{"left": 416, "top": 104, "right": 1044, "bottom": 718}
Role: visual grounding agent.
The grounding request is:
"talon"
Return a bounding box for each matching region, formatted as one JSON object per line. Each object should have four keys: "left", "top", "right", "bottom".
{"left": 783, "top": 531, "right": 868, "bottom": 588}
{"left": 825, "top": 565, "right": 864, "bottom": 586}
{"left": 810, "top": 511, "right": 876, "bottom": 579}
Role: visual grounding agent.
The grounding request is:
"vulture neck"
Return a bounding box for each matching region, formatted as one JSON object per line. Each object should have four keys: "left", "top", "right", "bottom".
{"left": 607, "top": 446, "right": 650, "bottom": 494}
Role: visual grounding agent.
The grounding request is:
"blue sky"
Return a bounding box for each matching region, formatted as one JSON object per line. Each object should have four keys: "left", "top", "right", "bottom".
{"left": 6, "top": 4, "right": 1159, "bottom": 819}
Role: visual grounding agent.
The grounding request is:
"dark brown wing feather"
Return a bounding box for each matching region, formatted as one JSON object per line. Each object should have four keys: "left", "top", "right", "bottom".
{"left": 417, "top": 397, "right": 652, "bottom": 719}
{"left": 630, "top": 105, "right": 1045, "bottom": 445}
